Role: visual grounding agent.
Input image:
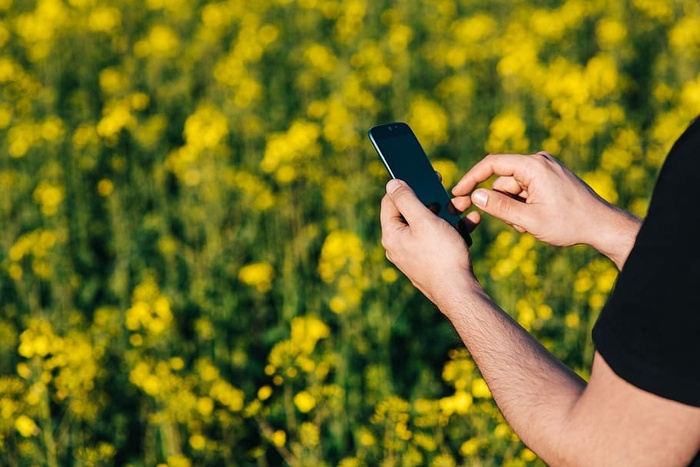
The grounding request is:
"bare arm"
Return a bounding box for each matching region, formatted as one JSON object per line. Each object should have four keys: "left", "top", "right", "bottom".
{"left": 381, "top": 179, "right": 700, "bottom": 465}
{"left": 445, "top": 284, "right": 700, "bottom": 466}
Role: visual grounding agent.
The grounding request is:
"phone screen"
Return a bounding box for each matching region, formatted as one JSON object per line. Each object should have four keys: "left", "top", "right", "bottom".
{"left": 369, "top": 122, "right": 470, "bottom": 244}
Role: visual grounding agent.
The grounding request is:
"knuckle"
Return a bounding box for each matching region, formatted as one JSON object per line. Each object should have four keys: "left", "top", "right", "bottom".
{"left": 491, "top": 194, "right": 510, "bottom": 215}
{"left": 381, "top": 233, "right": 390, "bottom": 251}
{"left": 381, "top": 230, "right": 397, "bottom": 253}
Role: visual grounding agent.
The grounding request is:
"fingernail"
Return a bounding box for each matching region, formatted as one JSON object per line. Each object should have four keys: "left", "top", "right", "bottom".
{"left": 386, "top": 179, "right": 402, "bottom": 193}
{"left": 472, "top": 189, "right": 488, "bottom": 207}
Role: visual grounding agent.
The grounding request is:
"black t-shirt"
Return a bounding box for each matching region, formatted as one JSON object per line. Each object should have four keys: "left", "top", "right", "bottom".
{"left": 592, "top": 117, "right": 700, "bottom": 464}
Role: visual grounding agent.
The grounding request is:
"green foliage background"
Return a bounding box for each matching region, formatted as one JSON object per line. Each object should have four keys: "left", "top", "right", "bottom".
{"left": 1, "top": 0, "right": 699, "bottom": 465}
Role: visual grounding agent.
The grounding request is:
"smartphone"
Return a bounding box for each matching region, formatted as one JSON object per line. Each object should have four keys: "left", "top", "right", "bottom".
{"left": 368, "top": 122, "right": 471, "bottom": 245}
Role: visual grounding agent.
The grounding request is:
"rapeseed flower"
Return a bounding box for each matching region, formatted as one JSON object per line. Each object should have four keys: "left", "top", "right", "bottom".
{"left": 238, "top": 262, "right": 275, "bottom": 293}
{"left": 294, "top": 391, "right": 316, "bottom": 413}
{"left": 596, "top": 18, "right": 627, "bottom": 49}
{"left": 485, "top": 112, "right": 529, "bottom": 154}
{"left": 271, "top": 429, "right": 286, "bottom": 448}
{"left": 134, "top": 25, "right": 180, "bottom": 58}
{"left": 14, "top": 415, "right": 38, "bottom": 438}
{"left": 88, "top": 7, "right": 121, "bottom": 33}
{"left": 408, "top": 96, "right": 449, "bottom": 148}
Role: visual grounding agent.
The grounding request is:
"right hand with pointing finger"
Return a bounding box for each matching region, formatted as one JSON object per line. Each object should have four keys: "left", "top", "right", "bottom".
{"left": 451, "top": 152, "right": 641, "bottom": 269}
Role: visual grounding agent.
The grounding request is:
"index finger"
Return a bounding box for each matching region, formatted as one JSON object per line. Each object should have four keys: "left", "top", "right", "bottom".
{"left": 452, "top": 154, "right": 532, "bottom": 196}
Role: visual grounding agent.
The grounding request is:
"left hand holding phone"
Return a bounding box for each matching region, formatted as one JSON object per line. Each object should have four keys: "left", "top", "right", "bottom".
{"left": 380, "top": 179, "right": 482, "bottom": 307}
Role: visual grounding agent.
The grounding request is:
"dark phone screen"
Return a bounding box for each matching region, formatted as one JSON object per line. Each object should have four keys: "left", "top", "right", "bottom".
{"left": 369, "top": 122, "right": 462, "bottom": 227}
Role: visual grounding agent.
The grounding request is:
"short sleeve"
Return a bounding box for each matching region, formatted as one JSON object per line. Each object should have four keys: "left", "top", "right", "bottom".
{"left": 592, "top": 117, "right": 700, "bottom": 407}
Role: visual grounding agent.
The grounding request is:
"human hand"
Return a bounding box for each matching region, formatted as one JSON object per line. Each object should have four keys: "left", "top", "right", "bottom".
{"left": 380, "top": 179, "right": 482, "bottom": 307}
{"left": 451, "top": 152, "right": 641, "bottom": 269}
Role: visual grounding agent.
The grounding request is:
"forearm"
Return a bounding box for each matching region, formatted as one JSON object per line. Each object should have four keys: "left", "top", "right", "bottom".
{"left": 439, "top": 280, "right": 587, "bottom": 463}
{"left": 586, "top": 203, "right": 642, "bottom": 271}
{"left": 438, "top": 277, "right": 700, "bottom": 466}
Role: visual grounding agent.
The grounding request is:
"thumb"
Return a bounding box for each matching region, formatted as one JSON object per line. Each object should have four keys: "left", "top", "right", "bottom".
{"left": 386, "top": 179, "right": 429, "bottom": 224}
{"left": 471, "top": 188, "right": 528, "bottom": 228}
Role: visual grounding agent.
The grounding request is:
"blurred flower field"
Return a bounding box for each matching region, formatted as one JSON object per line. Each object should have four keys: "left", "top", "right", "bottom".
{"left": 1, "top": 0, "right": 699, "bottom": 465}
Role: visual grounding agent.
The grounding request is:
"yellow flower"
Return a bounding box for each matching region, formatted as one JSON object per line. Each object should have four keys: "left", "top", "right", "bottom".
{"left": 669, "top": 17, "right": 700, "bottom": 53}
{"left": 565, "top": 312, "right": 580, "bottom": 329}
{"left": 271, "top": 430, "right": 286, "bottom": 448}
{"left": 387, "top": 23, "right": 413, "bottom": 53}
{"left": 125, "top": 279, "right": 173, "bottom": 334}
{"left": 141, "top": 374, "right": 161, "bottom": 396}
{"left": 260, "top": 120, "right": 322, "bottom": 182}
{"left": 432, "top": 159, "right": 458, "bottom": 188}
{"left": 486, "top": 111, "right": 529, "bottom": 154}
{"left": 230, "top": 171, "right": 276, "bottom": 211}
{"left": 589, "top": 293, "right": 606, "bottom": 311}
{"left": 338, "top": 458, "right": 364, "bottom": 467}
{"left": 521, "top": 448, "right": 538, "bottom": 462}
{"left": 197, "top": 397, "right": 214, "bottom": 416}
{"left": 189, "top": 434, "right": 206, "bottom": 451}
{"left": 134, "top": 25, "right": 180, "bottom": 58}
{"left": 303, "top": 43, "right": 337, "bottom": 77}
{"left": 88, "top": 7, "right": 121, "bottom": 33}
{"left": 452, "top": 390, "right": 473, "bottom": 414}
{"left": 290, "top": 316, "right": 330, "bottom": 353}
{"left": 459, "top": 438, "right": 480, "bottom": 456}
{"left": 183, "top": 105, "right": 229, "bottom": 150}
{"left": 471, "top": 378, "right": 491, "bottom": 399}
{"left": 407, "top": 96, "right": 449, "bottom": 149}
{"left": 97, "top": 179, "right": 114, "bottom": 197}
{"left": 97, "top": 100, "right": 134, "bottom": 139}
{"left": 257, "top": 385, "right": 273, "bottom": 401}
{"left": 7, "top": 122, "right": 40, "bottom": 158}
{"left": 596, "top": 18, "right": 627, "bottom": 48}
{"left": 15, "top": 415, "right": 39, "bottom": 437}
{"left": 582, "top": 170, "right": 618, "bottom": 204}
{"left": 293, "top": 390, "right": 316, "bottom": 413}
{"left": 100, "top": 68, "right": 124, "bottom": 94}
{"left": 537, "top": 304, "right": 553, "bottom": 320}
{"left": 329, "top": 295, "right": 348, "bottom": 313}
{"left": 0, "top": 103, "right": 11, "bottom": 129}
{"left": 439, "top": 390, "right": 473, "bottom": 416}
{"left": 318, "top": 231, "right": 365, "bottom": 284}
{"left": 357, "top": 428, "right": 376, "bottom": 447}
{"left": 238, "top": 262, "right": 275, "bottom": 293}
{"left": 170, "top": 357, "right": 184, "bottom": 371}
{"left": 452, "top": 13, "right": 496, "bottom": 45}
{"left": 585, "top": 54, "right": 620, "bottom": 100}
{"left": 209, "top": 380, "right": 244, "bottom": 412}
{"left": 631, "top": 0, "right": 674, "bottom": 23}
{"left": 299, "top": 422, "right": 320, "bottom": 448}
{"left": 494, "top": 423, "right": 511, "bottom": 439}
{"left": 381, "top": 268, "right": 398, "bottom": 284}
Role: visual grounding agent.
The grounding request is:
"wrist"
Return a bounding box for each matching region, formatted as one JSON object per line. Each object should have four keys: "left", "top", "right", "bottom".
{"left": 586, "top": 202, "right": 642, "bottom": 270}
{"left": 434, "top": 271, "right": 487, "bottom": 320}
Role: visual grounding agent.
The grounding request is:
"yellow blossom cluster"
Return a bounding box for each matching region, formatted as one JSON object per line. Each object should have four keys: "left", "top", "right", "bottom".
{"left": 238, "top": 261, "right": 275, "bottom": 293}
{"left": 7, "top": 229, "right": 62, "bottom": 280}
{"left": 166, "top": 105, "right": 230, "bottom": 186}
{"left": 265, "top": 316, "right": 331, "bottom": 380}
{"left": 7, "top": 116, "right": 64, "bottom": 158}
{"left": 125, "top": 277, "right": 173, "bottom": 336}
{"left": 261, "top": 120, "right": 322, "bottom": 184}
{"left": 318, "top": 230, "right": 368, "bottom": 314}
